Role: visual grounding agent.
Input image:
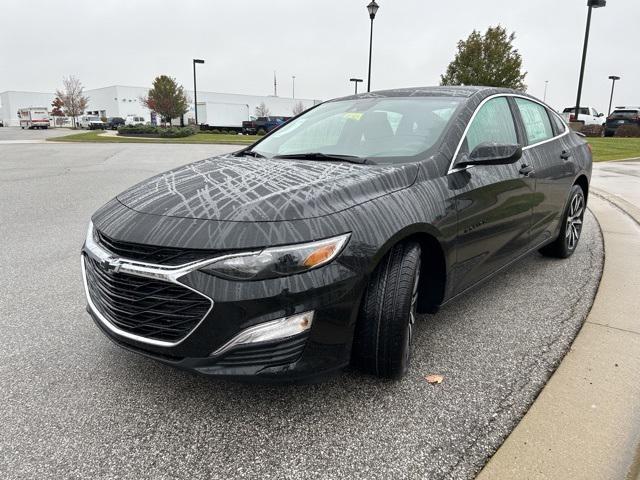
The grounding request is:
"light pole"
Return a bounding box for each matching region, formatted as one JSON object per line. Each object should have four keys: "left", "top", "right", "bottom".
{"left": 292, "top": 75, "right": 296, "bottom": 99}
{"left": 350, "top": 78, "right": 363, "bottom": 95}
{"left": 543, "top": 80, "right": 549, "bottom": 102}
{"left": 574, "top": 0, "right": 606, "bottom": 123}
{"left": 366, "top": 1, "right": 379, "bottom": 93}
{"left": 193, "top": 59, "right": 205, "bottom": 125}
{"left": 607, "top": 75, "right": 620, "bottom": 116}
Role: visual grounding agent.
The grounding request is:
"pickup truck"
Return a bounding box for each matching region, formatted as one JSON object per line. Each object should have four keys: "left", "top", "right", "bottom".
{"left": 242, "top": 116, "right": 289, "bottom": 135}
{"left": 561, "top": 106, "right": 605, "bottom": 126}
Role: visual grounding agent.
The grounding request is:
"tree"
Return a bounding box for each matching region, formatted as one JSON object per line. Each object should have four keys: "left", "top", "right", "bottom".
{"left": 140, "top": 75, "right": 189, "bottom": 126}
{"left": 51, "top": 97, "right": 64, "bottom": 116}
{"left": 255, "top": 102, "right": 271, "bottom": 117}
{"left": 55, "top": 76, "right": 89, "bottom": 128}
{"left": 440, "top": 25, "right": 527, "bottom": 91}
{"left": 292, "top": 101, "right": 305, "bottom": 116}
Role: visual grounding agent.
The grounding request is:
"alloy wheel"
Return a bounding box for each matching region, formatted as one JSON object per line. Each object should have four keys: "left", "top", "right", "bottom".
{"left": 566, "top": 193, "right": 584, "bottom": 250}
{"left": 403, "top": 259, "right": 421, "bottom": 368}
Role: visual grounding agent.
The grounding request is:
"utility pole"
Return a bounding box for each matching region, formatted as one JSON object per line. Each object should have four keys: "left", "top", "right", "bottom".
{"left": 574, "top": 0, "right": 606, "bottom": 122}
{"left": 274, "top": 71, "right": 277, "bottom": 97}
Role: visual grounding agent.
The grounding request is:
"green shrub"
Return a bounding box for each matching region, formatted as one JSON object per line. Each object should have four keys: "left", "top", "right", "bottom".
{"left": 257, "top": 128, "right": 267, "bottom": 136}
{"left": 158, "top": 126, "right": 196, "bottom": 138}
{"left": 614, "top": 125, "right": 640, "bottom": 138}
{"left": 580, "top": 124, "right": 603, "bottom": 137}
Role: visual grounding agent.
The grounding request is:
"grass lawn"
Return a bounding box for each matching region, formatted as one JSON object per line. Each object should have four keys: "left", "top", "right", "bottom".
{"left": 48, "top": 131, "right": 640, "bottom": 162}
{"left": 587, "top": 137, "right": 640, "bottom": 162}
{"left": 47, "top": 130, "right": 260, "bottom": 145}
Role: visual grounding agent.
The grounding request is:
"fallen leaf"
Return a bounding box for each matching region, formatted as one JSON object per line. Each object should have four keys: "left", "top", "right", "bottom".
{"left": 425, "top": 374, "right": 444, "bottom": 384}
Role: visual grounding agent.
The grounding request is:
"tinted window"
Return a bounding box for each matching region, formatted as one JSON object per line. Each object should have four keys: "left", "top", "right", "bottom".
{"left": 253, "top": 97, "right": 463, "bottom": 162}
{"left": 550, "top": 111, "right": 566, "bottom": 134}
{"left": 562, "top": 107, "right": 589, "bottom": 115}
{"left": 611, "top": 110, "right": 640, "bottom": 119}
{"left": 516, "top": 98, "right": 554, "bottom": 145}
{"left": 465, "top": 97, "right": 517, "bottom": 152}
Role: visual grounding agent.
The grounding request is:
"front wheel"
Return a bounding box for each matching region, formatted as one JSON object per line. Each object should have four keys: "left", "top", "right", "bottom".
{"left": 352, "top": 241, "right": 421, "bottom": 379}
{"left": 540, "top": 185, "right": 585, "bottom": 258}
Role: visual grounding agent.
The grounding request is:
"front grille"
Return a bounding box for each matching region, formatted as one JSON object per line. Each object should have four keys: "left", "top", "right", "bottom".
{"left": 216, "top": 335, "right": 308, "bottom": 368}
{"left": 95, "top": 229, "right": 221, "bottom": 266}
{"left": 84, "top": 255, "right": 211, "bottom": 342}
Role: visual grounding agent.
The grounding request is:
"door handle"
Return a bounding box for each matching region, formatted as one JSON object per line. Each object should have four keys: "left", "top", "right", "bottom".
{"left": 519, "top": 164, "right": 535, "bottom": 176}
{"left": 560, "top": 150, "right": 572, "bottom": 160}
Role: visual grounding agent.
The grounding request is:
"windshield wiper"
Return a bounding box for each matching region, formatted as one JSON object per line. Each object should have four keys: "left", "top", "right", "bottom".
{"left": 235, "top": 149, "right": 265, "bottom": 158}
{"left": 273, "top": 152, "right": 373, "bottom": 165}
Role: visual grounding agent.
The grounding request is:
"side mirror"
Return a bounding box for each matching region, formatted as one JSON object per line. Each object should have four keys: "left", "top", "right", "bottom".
{"left": 457, "top": 142, "right": 522, "bottom": 168}
{"left": 598, "top": 113, "right": 605, "bottom": 117}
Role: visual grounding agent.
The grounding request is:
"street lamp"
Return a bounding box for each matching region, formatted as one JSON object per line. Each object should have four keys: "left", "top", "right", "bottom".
{"left": 292, "top": 75, "right": 296, "bottom": 99}
{"left": 350, "top": 78, "right": 363, "bottom": 95}
{"left": 366, "top": 0, "right": 379, "bottom": 93}
{"left": 573, "top": 0, "right": 606, "bottom": 123}
{"left": 543, "top": 80, "right": 549, "bottom": 103}
{"left": 193, "top": 59, "right": 205, "bottom": 125}
{"left": 607, "top": 75, "right": 620, "bottom": 116}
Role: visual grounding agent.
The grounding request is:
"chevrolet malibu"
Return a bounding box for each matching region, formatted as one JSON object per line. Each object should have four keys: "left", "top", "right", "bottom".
{"left": 82, "top": 86, "right": 591, "bottom": 381}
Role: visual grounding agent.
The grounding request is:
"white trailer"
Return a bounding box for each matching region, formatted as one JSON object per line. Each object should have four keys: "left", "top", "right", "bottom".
{"left": 196, "top": 102, "right": 250, "bottom": 131}
{"left": 18, "top": 107, "right": 50, "bottom": 129}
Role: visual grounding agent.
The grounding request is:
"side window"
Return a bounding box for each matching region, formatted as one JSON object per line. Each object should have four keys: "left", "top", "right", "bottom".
{"left": 550, "top": 111, "right": 566, "bottom": 135}
{"left": 465, "top": 97, "right": 518, "bottom": 152}
{"left": 515, "top": 98, "right": 554, "bottom": 145}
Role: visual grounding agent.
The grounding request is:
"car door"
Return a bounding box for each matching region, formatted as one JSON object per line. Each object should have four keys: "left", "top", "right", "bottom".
{"left": 513, "top": 97, "right": 577, "bottom": 246}
{"left": 448, "top": 96, "right": 535, "bottom": 295}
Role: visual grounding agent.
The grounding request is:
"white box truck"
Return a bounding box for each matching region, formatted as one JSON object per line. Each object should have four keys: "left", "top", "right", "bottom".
{"left": 197, "top": 102, "right": 250, "bottom": 132}
{"left": 18, "top": 107, "right": 50, "bottom": 129}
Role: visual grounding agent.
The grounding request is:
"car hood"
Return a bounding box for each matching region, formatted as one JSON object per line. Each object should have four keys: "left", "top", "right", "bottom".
{"left": 116, "top": 155, "right": 418, "bottom": 222}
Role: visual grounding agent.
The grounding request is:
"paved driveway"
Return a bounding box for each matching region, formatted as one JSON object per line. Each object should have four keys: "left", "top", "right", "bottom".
{"left": 0, "top": 126, "right": 73, "bottom": 142}
{"left": 0, "top": 143, "right": 603, "bottom": 480}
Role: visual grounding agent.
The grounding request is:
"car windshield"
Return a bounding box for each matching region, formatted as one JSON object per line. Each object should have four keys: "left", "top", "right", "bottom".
{"left": 251, "top": 97, "right": 463, "bottom": 163}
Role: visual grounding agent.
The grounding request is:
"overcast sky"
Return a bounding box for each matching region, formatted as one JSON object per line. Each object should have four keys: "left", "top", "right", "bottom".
{"left": 2, "top": 0, "right": 638, "bottom": 113}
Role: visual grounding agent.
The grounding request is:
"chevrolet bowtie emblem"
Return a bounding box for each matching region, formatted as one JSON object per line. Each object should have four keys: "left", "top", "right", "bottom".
{"left": 100, "top": 255, "right": 122, "bottom": 273}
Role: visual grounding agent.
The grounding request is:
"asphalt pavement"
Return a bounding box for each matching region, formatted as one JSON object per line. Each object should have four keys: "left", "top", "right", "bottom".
{"left": 0, "top": 142, "right": 603, "bottom": 480}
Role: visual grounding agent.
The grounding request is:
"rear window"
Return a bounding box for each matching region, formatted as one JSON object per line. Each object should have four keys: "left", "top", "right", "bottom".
{"left": 563, "top": 107, "right": 589, "bottom": 115}
{"left": 611, "top": 110, "right": 639, "bottom": 119}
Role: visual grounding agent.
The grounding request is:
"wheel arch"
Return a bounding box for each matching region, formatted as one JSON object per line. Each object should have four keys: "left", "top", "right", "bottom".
{"left": 367, "top": 225, "right": 449, "bottom": 313}
{"left": 574, "top": 174, "right": 589, "bottom": 202}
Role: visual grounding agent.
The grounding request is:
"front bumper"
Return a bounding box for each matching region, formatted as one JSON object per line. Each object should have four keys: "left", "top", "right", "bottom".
{"left": 81, "top": 235, "right": 366, "bottom": 382}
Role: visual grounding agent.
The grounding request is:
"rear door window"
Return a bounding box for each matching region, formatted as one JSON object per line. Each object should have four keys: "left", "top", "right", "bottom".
{"left": 515, "top": 98, "right": 554, "bottom": 145}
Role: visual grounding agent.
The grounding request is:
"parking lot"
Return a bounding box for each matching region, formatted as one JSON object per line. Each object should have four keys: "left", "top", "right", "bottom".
{"left": 0, "top": 141, "right": 603, "bottom": 479}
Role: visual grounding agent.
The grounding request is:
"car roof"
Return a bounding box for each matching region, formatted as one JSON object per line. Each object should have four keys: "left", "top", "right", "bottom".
{"left": 333, "top": 85, "right": 522, "bottom": 102}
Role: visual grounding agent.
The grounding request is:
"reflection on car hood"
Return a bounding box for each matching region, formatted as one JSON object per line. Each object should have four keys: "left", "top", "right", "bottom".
{"left": 116, "top": 155, "right": 418, "bottom": 222}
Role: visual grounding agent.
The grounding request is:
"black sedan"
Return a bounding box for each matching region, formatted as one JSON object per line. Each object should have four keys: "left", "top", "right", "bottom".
{"left": 82, "top": 86, "right": 591, "bottom": 381}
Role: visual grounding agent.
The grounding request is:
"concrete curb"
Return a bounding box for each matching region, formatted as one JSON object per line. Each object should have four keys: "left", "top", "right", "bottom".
{"left": 477, "top": 195, "right": 640, "bottom": 480}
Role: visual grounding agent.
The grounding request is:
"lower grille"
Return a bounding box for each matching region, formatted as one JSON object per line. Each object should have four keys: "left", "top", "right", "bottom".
{"left": 84, "top": 255, "right": 211, "bottom": 342}
{"left": 216, "top": 335, "right": 308, "bottom": 368}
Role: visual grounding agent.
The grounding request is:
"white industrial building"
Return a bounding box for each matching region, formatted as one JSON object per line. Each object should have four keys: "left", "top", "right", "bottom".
{"left": 0, "top": 86, "right": 321, "bottom": 127}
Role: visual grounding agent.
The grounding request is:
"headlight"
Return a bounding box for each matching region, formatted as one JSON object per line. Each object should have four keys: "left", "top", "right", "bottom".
{"left": 201, "top": 233, "right": 350, "bottom": 281}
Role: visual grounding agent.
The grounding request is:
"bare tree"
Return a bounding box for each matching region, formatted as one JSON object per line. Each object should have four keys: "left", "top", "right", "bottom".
{"left": 55, "top": 76, "right": 89, "bottom": 128}
{"left": 255, "top": 102, "right": 271, "bottom": 117}
{"left": 292, "top": 101, "right": 305, "bottom": 116}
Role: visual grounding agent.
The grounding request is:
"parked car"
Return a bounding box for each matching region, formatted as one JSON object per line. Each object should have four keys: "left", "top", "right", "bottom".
{"left": 604, "top": 107, "right": 640, "bottom": 137}
{"left": 82, "top": 86, "right": 591, "bottom": 381}
{"left": 107, "top": 117, "right": 125, "bottom": 130}
{"left": 561, "top": 106, "right": 605, "bottom": 126}
{"left": 125, "top": 115, "right": 145, "bottom": 126}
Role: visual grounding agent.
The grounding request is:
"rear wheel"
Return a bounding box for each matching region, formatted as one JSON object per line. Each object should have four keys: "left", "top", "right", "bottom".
{"left": 540, "top": 185, "right": 585, "bottom": 258}
{"left": 352, "top": 241, "right": 421, "bottom": 379}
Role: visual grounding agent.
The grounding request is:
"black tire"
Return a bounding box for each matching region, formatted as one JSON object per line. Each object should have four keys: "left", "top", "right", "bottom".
{"left": 540, "top": 184, "right": 585, "bottom": 259}
{"left": 352, "top": 241, "right": 421, "bottom": 379}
